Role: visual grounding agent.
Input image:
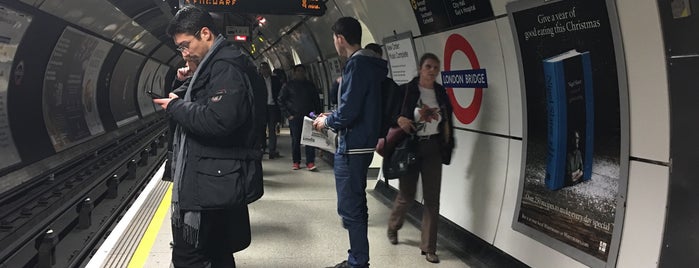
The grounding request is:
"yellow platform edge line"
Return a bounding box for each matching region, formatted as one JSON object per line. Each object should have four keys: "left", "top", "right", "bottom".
{"left": 128, "top": 183, "right": 173, "bottom": 268}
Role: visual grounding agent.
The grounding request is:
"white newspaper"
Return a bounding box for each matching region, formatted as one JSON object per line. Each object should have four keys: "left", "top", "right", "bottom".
{"left": 301, "top": 116, "right": 336, "bottom": 153}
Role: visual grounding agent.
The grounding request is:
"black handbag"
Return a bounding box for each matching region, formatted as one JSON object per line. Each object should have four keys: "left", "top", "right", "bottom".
{"left": 382, "top": 135, "right": 417, "bottom": 179}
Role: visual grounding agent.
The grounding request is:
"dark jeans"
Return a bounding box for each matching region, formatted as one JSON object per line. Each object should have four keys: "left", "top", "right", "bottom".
{"left": 266, "top": 105, "right": 281, "bottom": 153}
{"left": 172, "top": 207, "right": 251, "bottom": 268}
{"left": 289, "top": 117, "right": 315, "bottom": 164}
{"left": 334, "top": 153, "right": 373, "bottom": 267}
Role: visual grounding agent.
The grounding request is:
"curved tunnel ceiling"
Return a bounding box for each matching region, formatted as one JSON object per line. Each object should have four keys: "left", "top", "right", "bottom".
{"left": 20, "top": 0, "right": 338, "bottom": 69}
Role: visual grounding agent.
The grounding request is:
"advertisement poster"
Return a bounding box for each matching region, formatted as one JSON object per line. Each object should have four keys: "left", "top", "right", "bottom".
{"left": 309, "top": 62, "right": 322, "bottom": 90}
{"left": 383, "top": 32, "right": 418, "bottom": 85}
{"left": 508, "top": 0, "right": 627, "bottom": 265}
{"left": 152, "top": 64, "right": 170, "bottom": 111}
{"left": 325, "top": 57, "right": 342, "bottom": 107}
{"left": 0, "top": 5, "right": 31, "bottom": 170}
{"left": 110, "top": 50, "right": 144, "bottom": 126}
{"left": 136, "top": 59, "right": 160, "bottom": 117}
{"left": 325, "top": 57, "right": 342, "bottom": 81}
{"left": 43, "top": 27, "right": 111, "bottom": 152}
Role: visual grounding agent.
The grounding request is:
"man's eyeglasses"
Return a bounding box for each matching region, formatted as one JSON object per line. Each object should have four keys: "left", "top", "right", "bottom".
{"left": 176, "top": 30, "right": 201, "bottom": 52}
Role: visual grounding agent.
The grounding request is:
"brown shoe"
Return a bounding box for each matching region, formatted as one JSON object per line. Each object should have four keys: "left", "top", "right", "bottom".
{"left": 387, "top": 229, "right": 398, "bottom": 245}
{"left": 421, "top": 251, "right": 440, "bottom": 263}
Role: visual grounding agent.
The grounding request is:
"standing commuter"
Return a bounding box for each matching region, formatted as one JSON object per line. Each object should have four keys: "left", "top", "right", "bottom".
{"left": 273, "top": 68, "right": 289, "bottom": 130}
{"left": 363, "top": 43, "right": 383, "bottom": 59}
{"left": 329, "top": 76, "right": 341, "bottom": 108}
{"left": 313, "top": 17, "right": 388, "bottom": 268}
{"left": 154, "top": 5, "right": 257, "bottom": 267}
{"left": 277, "top": 64, "right": 322, "bottom": 171}
{"left": 364, "top": 42, "right": 402, "bottom": 131}
{"left": 386, "top": 53, "right": 455, "bottom": 264}
{"left": 259, "top": 62, "right": 282, "bottom": 159}
{"left": 273, "top": 68, "right": 288, "bottom": 87}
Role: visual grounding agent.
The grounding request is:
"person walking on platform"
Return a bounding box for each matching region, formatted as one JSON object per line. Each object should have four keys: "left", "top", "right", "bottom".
{"left": 313, "top": 17, "right": 388, "bottom": 268}
{"left": 386, "top": 53, "right": 455, "bottom": 264}
{"left": 278, "top": 64, "right": 322, "bottom": 171}
{"left": 259, "top": 62, "right": 282, "bottom": 159}
{"left": 154, "top": 5, "right": 258, "bottom": 268}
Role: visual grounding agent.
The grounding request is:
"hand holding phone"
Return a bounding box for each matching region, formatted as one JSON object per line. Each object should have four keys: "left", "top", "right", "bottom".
{"left": 147, "top": 91, "right": 165, "bottom": 99}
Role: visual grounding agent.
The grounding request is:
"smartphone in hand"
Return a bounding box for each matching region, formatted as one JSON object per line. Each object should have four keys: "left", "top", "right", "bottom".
{"left": 146, "top": 91, "right": 165, "bottom": 99}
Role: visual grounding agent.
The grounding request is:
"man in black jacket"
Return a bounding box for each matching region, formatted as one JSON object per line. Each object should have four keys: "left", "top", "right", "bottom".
{"left": 259, "top": 62, "right": 282, "bottom": 159}
{"left": 277, "top": 64, "right": 322, "bottom": 170}
{"left": 154, "top": 6, "right": 260, "bottom": 268}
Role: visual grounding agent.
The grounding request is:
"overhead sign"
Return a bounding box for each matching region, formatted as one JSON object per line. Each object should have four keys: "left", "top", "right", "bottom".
{"left": 226, "top": 25, "right": 249, "bottom": 42}
{"left": 226, "top": 26, "right": 249, "bottom": 37}
{"left": 179, "top": 0, "right": 326, "bottom": 16}
{"left": 410, "top": 0, "right": 495, "bottom": 35}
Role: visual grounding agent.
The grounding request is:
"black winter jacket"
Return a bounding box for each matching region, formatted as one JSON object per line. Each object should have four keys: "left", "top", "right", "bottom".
{"left": 166, "top": 44, "right": 261, "bottom": 210}
{"left": 277, "top": 79, "right": 322, "bottom": 118}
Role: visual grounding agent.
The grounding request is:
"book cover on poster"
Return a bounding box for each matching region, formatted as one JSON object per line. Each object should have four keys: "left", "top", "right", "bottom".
{"left": 542, "top": 50, "right": 594, "bottom": 190}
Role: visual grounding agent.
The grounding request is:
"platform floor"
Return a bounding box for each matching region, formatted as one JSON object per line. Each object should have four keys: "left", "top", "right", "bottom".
{"left": 138, "top": 130, "right": 469, "bottom": 267}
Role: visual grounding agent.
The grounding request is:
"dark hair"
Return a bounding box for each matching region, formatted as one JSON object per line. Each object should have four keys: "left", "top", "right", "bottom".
{"left": 167, "top": 5, "right": 219, "bottom": 37}
{"left": 419, "top": 53, "right": 440, "bottom": 68}
{"left": 273, "top": 69, "right": 287, "bottom": 82}
{"left": 332, "top": 17, "right": 362, "bottom": 46}
{"left": 364, "top": 43, "right": 382, "bottom": 57}
{"left": 293, "top": 64, "right": 306, "bottom": 72}
{"left": 259, "top": 62, "right": 270, "bottom": 67}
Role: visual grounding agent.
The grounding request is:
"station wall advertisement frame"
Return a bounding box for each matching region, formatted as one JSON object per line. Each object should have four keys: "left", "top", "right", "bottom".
{"left": 42, "top": 26, "right": 112, "bottom": 152}
{"left": 0, "top": 4, "right": 31, "bottom": 171}
{"left": 507, "top": 0, "right": 630, "bottom": 267}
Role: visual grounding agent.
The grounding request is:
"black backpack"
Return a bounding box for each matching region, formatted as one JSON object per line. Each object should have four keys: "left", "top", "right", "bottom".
{"left": 379, "top": 77, "right": 403, "bottom": 138}
{"left": 224, "top": 56, "right": 267, "bottom": 205}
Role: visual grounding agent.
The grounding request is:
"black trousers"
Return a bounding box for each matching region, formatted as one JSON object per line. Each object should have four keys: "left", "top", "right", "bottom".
{"left": 172, "top": 207, "right": 251, "bottom": 268}
{"left": 265, "top": 105, "right": 281, "bottom": 153}
{"left": 288, "top": 117, "right": 315, "bottom": 164}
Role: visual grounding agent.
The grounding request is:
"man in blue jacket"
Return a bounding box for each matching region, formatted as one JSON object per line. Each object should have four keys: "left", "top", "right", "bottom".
{"left": 314, "top": 17, "right": 388, "bottom": 268}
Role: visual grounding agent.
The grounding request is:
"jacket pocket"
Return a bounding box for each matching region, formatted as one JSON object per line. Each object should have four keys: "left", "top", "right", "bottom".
{"left": 195, "top": 158, "right": 245, "bottom": 209}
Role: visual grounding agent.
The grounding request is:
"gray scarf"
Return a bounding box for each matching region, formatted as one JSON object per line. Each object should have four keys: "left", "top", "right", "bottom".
{"left": 171, "top": 35, "right": 226, "bottom": 247}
